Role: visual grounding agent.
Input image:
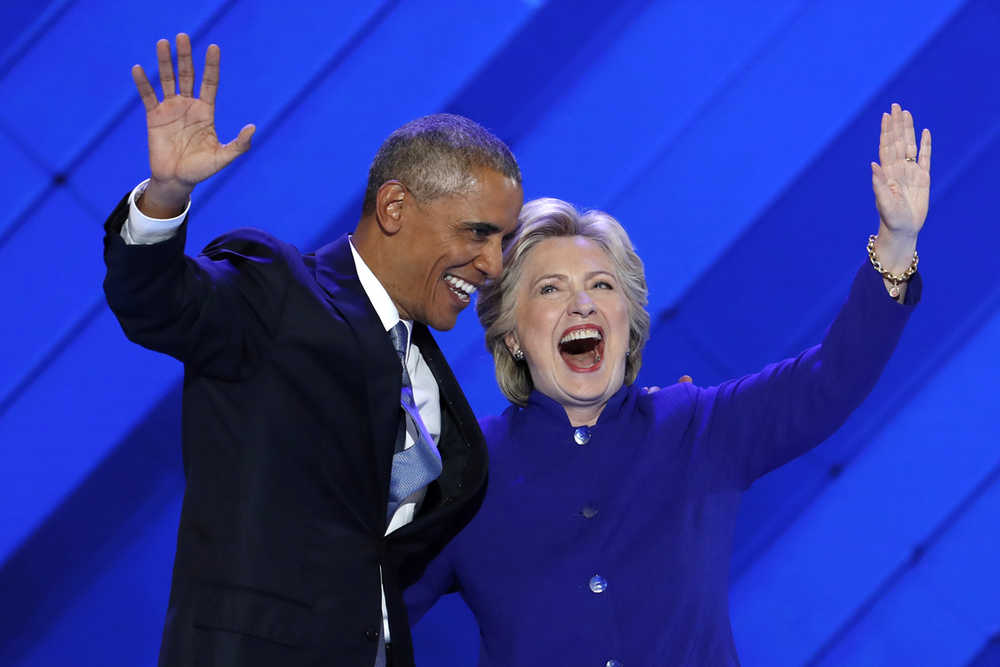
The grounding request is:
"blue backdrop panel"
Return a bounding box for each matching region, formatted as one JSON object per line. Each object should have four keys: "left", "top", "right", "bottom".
{"left": 0, "top": 126, "right": 49, "bottom": 243}
{"left": 0, "top": 381, "right": 182, "bottom": 667}
{"left": 12, "top": 494, "right": 183, "bottom": 667}
{"left": 665, "top": 0, "right": 1000, "bottom": 586}
{"left": 0, "top": 307, "right": 179, "bottom": 560}
{"left": 67, "top": 2, "right": 391, "bottom": 217}
{"left": 605, "top": 0, "right": 962, "bottom": 313}
{"left": 732, "top": 306, "right": 1000, "bottom": 665}
{"left": 813, "top": 450, "right": 1000, "bottom": 665}
{"left": 0, "top": 1, "right": 230, "bottom": 170}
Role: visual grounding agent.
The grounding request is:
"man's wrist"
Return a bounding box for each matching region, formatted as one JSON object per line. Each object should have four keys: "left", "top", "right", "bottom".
{"left": 122, "top": 179, "right": 189, "bottom": 245}
{"left": 137, "top": 178, "right": 192, "bottom": 219}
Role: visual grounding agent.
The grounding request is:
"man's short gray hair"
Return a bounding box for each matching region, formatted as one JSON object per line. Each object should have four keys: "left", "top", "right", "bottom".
{"left": 477, "top": 197, "right": 651, "bottom": 406}
{"left": 363, "top": 113, "right": 521, "bottom": 215}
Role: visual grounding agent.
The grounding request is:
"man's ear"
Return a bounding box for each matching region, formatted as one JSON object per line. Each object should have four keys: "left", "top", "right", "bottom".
{"left": 374, "top": 181, "right": 407, "bottom": 235}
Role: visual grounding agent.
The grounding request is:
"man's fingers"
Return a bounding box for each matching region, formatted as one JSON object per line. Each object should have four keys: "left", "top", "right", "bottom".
{"left": 131, "top": 64, "right": 158, "bottom": 112}
{"left": 918, "top": 128, "right": 932, "bottom": 172}
{"left": 200, "top": 44, "right": 221, "bottom": 105}
{"left": 176, "top": 33, "right": 194, "bottom": 97}
{"left": 222, "top": 124, "right": 256, "bottom": 159}
{"left": 156, "top": 38, "right": 176, "bottom": 98}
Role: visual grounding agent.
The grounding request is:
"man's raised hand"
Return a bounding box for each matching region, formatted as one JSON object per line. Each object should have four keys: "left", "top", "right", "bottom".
{"left": 131, "top": 34, "right": 255, "bottom": 217}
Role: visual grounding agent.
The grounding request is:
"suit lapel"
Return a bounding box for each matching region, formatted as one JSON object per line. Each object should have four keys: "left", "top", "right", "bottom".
{"left": 411, "top": 323, "right": 484, "bottom": 454}
{"left": 313, "top": 235, "right": 400, "bottom": 524}
{"left": 311, "top": 237, "right": 487, "bottom": 534}
{"left": 409, "top": 324, "right": 488, "bottom": 524}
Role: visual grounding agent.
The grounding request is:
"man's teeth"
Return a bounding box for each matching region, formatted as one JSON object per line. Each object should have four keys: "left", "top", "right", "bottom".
{"left": 445, "top": 274, "right": 477, "bottom": 300}
{"left": 559, "top": 328, "right": 602, "bottom": 345}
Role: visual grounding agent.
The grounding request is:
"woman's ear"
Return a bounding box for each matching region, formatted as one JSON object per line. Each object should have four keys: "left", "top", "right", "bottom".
{"left": 504, "top": 332, "right": 524, "bottom": 360}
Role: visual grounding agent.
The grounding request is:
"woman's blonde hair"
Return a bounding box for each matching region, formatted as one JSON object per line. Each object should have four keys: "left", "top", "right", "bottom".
{"left": 477, "top": 197, "right": 650, "bottom": 405}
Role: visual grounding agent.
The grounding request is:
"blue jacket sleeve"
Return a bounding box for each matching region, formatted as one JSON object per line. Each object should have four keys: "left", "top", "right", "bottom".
{"left": 102, "top": 193, "right": 291, "bottom": 380}
{"left": 404, "top": 540, "right": 460, "bottom": 626}
{"left": 692, "top": 261, "right": 920, "bottom": 488}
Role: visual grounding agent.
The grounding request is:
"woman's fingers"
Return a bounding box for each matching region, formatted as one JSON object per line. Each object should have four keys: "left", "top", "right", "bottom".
{"left": 878, "top": 112, "right": 891, "bottom": 166}
{"left": 918, "top": 128, "right": 932, "bottom": 172}
{"left": 903, "top": 109, "right": 918, "bottom": 160}
{"left": 892, "top": 103, "right": 906, "bottom": 162}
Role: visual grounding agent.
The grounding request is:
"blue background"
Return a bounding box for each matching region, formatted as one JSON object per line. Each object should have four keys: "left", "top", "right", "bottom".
{"left": 1, "top": 1, "right": 998, "bottom": 665}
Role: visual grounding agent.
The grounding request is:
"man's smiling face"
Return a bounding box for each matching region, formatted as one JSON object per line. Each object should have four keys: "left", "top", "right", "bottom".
{"left": 391, "top": 167, "right": 523, "bottom": 331}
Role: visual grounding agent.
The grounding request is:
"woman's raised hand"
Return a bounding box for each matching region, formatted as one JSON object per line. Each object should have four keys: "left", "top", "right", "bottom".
{"left": 131, "top": 34, "right": 255, "bottom": 217}
{"left": 872, "top": 103, "right": 931, "bottom": 241}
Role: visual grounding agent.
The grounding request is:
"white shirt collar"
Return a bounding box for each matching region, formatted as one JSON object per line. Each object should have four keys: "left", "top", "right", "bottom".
{"left": 348, "top": 236, "right": 413, "bottom": 350}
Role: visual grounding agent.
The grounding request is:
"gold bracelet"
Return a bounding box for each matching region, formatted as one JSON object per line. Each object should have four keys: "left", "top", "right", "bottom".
{"left": 867, "top": 234, "right": 918, "bottom": 298}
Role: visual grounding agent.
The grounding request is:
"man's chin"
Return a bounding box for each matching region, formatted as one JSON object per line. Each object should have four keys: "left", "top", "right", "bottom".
{"left": 424, "top": 309, "right": 461, "bottom": 332}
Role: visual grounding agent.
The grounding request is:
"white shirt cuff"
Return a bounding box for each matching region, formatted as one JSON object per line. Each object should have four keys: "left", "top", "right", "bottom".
{"left": 120, "top": 179, "right": 190, "bottom": 245}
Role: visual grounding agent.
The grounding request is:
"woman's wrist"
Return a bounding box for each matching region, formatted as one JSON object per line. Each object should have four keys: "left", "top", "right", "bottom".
{"left": 873, "top": 223, "right": 918, "bottom": 274}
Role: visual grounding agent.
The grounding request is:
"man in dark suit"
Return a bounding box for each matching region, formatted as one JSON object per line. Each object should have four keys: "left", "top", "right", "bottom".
{"left": 102, "top": 34, "right": 523, "bottom": 667}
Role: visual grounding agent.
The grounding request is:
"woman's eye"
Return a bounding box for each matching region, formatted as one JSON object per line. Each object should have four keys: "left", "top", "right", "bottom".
{"left": 594, "top": 281, "right": 613, "bottom": 290}
{"left": 539, "top": 285, "right": 557, "bottom": 295}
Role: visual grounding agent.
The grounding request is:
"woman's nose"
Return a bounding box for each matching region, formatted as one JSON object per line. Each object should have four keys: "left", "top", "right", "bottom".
{"left": 569, "top": 290, "right": 596, "bottom": 317}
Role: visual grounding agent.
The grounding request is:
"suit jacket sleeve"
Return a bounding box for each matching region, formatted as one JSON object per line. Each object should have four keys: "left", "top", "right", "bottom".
{"left": 102, "top": 192, "right": 290, "bottom": 380}
{"left": 690, "top": 261, "right": 920, "bottom": 488}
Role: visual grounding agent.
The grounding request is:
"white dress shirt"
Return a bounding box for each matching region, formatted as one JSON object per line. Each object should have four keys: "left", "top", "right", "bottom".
{"left": 121, "top": 180, "right": 443, "bottom": 648}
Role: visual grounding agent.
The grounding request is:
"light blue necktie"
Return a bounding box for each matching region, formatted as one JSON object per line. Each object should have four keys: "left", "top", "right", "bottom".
{"left": 377, "top": 323, "right": 443, "bottom": 666}
{"left": 385, "top": 321, "right": 443, "bottom": 522}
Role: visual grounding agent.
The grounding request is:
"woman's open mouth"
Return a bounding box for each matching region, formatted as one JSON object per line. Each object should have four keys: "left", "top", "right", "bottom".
{"left": 558, "top": 325, "right": 604, "bottom": 372}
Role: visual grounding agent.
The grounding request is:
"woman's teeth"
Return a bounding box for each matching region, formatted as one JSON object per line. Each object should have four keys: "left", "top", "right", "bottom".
{"left": 559, "top": 328, "right": 602, "bottom": 345}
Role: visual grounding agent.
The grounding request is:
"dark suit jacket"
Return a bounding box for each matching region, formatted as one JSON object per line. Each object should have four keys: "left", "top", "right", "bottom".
{"left": 102, "top": 193, "right": 487, "bottom": 667}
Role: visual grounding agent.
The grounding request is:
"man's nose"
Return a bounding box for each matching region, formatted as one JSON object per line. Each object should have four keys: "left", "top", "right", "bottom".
{"left": 474, "top": 238, "right": 503, "bottom": 279}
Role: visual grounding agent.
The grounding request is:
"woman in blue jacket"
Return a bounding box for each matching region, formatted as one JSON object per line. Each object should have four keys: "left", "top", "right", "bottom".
{"left": 405, "top": 103, "right": 929, "bottom": 666}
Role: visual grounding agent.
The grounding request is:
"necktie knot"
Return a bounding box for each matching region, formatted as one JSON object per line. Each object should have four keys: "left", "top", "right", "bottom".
{"left": 388, "top": 321, "right": 408, "bottom": 363}
{"left": 385, "top": 320, "right": 442, "bottom": 524}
